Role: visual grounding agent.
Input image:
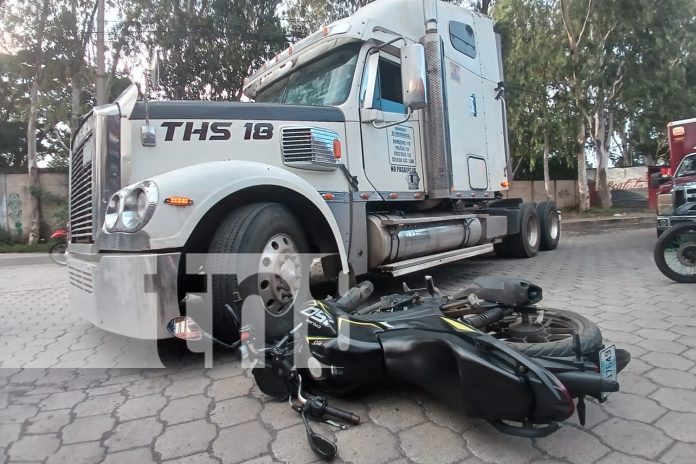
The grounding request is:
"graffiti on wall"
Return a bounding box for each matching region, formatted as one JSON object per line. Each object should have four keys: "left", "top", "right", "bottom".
{"left": 7, "top": 193, "right": 23, "bottom": 237}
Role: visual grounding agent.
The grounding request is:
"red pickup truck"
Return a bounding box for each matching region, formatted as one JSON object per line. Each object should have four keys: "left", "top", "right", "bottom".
{"left": 653, "top": 118, "right": 696, "bottom": 235}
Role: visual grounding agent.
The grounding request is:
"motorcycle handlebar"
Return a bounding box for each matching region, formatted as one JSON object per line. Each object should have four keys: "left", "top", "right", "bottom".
{"left": 323, "top": 404, "right": 361, "bottom": 426}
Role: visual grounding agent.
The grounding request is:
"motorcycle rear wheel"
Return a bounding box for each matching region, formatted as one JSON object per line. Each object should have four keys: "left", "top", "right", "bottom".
{"left": 49, "top": 242, "right": 67, "bottom": 266}
{"left": 488, "top": 308, "right": 602, "bottom": 358}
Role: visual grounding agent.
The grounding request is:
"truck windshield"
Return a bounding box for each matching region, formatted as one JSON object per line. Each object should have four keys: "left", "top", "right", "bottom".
{"left": 255, "top": 43, "right": 360, "bottom": 107}
{"left": 676, "top": 155, "right": 696, "bottom": 177}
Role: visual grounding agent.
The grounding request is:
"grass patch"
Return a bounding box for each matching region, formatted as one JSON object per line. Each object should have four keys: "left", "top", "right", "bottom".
{"left": 0, "top": 242, "right": 51, "bottom": 253}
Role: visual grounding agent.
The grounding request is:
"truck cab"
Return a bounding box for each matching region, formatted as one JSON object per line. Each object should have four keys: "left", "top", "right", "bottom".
{"left": 653, "top": 118, "right": 696, "bottom": 234}
{"left": 67, "top": 0, "right": 560, "bottom": 341}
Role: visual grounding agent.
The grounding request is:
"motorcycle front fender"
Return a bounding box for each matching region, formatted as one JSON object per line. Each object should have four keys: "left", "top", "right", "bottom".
{"left": 379, "top": 329, "right": 574, "bottom": 424}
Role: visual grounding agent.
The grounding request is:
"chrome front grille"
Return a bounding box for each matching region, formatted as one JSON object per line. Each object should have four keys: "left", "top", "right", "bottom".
{"left": 70, "top": 133, "right": 94, "bottom": 243}
{"left": 68, "top": 263, "right": 94, "bottom": 294}
{"left": 281, "top": 127, "right": 340, "bottom": 170}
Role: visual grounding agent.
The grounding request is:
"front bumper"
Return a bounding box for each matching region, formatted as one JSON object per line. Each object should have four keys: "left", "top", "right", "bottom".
{"left": 657, "top": 215, "right": 696, "bottom": 234}
{"left": 67, "top": 251, "right": 182, "bottom": 339}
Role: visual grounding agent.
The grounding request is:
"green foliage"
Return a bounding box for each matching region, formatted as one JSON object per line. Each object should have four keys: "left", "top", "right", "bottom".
{"left": 285, "top": 0, "right": 356, "bottom": 39}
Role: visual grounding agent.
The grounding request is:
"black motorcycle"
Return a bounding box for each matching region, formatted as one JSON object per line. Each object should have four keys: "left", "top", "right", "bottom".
{"left": 168, "top": 276, "right": 629, "bottom": 460}
{"left": 654, "top": 222, "right": 696, "bottom": 283}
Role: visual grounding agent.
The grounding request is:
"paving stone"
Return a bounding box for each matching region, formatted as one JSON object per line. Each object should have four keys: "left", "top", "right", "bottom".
{"left": 46, "top": 442, "right": 105, "bottom": 464}
{"left": 210, "top": 396, "right": 262, "bottom": 428}
{"left": 101, "top": 447, "right": 156, "bottom": 464}
{"left": 601, "top": 392, "right": 666, "bottom": 423}
{"left": 85, "top": 384, "right": 126, "bottom": 397}
{"left": 644, "top": 368, "right": 696, "bottom": 389}
{"left": 105, "top": 417, "right": 164, "bottom": 452}
{"left": 634, "top": 319, "right": 674, "bottom": 330}
{"left": 0, "top": 404, "right": 38, "bottom": 423}
{"left": 126, "top": 377, "right": 172, "bottom": 397}
{"left": 73, "top": 393, "right": 125, "bottom": 417}
{"left": 420, "top": 396, "right": 483, "bottom": 433}
{"left": 330, "top": 422, "right": 398, "bottom": 464}
{"left": 654, "top": 411, "right": 696, "bottom": 443}
{"left": 399, "top": 422, "right": 468, "bottom": 464}
{"left": 161, "top": 394, "right": 211, "bottom": 425}
{"left": 206, "top": 361, "right": 244, "bottom": 380}
{"left": 116, "top": 394, "right": 168, "bottom": 421}
{"left": 638, "top": 339, "right": 687, "bottom": 355}
{"left": 163, "top": 452, "right": 219, "bottom": 464}
{"left": 7, "top": 434, "right": 60, "bottom": 461}
{"left": 462, "top": 424, "right": 540, "bottom": 464}
{"left": 212, "top": 420, "right": 271, "bottom": 464}
{"left": 26, "top": 409, "right": 72, "bottom": 434}
{"left": 593, "top": 418, "right": 672, "bottom": 459}
{"left": 207, "top": 377, "right": 252, "bottom": 401}
{"left": 642, "top": 352, "right": 694, "bottom": 370}
{"left": 660, "top": 442, "right": 696, "bottom": 464}
{"left": 0, "top": 424, "right": 21, "bottom": 447}
{"left": 535, "top": 425, "right": 609, "bottom": 464}
{"left": 367, "top": 395, "right": 426, "bottom": 432}
{"left": 613, "top": 373, "right": 659, "bottom": 397}
{"left": 273, "top": 423, "right": 337, "bottom": 464}
{"left": 12, "top": 393, "right": 48, "bottom": 406}
{"left": 651, "top": 388, "right": 696, "bottom": 413}
{"left": 62, "top": 414, "right": 115, "bottom": 444}
{"left": 595, "top": 452, "right": 654, "bottom": 464}
{"left": 154, "top": 419, "right": 216, "bottom": 460}
{"left": 39, "top": 391, "right": 86, "bottom": 411}
{"left": 259, "top": 398, "right": 303, "bottom": 431}
{"left": 164, "top": 377, "right": 211, "bottom": 399}
{"left": 623, "top": 358, "right": 652, "bottom": 375}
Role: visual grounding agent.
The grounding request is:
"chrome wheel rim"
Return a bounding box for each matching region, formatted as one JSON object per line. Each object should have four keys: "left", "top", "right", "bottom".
{"left": 258, "top": 233, "right": 301, "bottom": 317}
{"left": 664, "top": 230, "right": 696, "bottom": 276}
{"left": 526, "top": 214, "right": 540, "bottom": 247}
{"left": 548, "top": 212, "right": 560, "bottom": 240}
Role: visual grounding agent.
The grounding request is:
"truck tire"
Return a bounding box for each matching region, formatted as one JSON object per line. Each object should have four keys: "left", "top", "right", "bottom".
{"left": 500, "top": 309, "right": 602, "bottom": 358}
{"left": 496, "top": 203, "right": 540, "bottom": 259}
{"left": 653, "top": 222, "right": 696, "bottom": 283}
{"left": 537, "top": 201, "right": 560, "bottom": 251}
{"left": 208, "top": 203, "right": 310, "bottom": 343}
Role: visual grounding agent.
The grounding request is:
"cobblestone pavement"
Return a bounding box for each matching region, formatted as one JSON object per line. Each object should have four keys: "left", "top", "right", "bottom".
{"left": 1, "top": 227, "right": 695, "bottom": 464}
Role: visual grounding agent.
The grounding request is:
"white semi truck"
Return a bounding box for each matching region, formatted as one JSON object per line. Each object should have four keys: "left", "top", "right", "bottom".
{"left": 67, "top": 0, "right": 561, "bottom": 341}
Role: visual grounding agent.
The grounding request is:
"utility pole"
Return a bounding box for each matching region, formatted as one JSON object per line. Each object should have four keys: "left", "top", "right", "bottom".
{"left": 96, "top": 0, "right": 106, "bottom": 104}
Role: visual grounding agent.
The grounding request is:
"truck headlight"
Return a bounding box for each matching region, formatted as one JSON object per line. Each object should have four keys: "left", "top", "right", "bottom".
{"left": 104, "top": 181, "right": 158, "bottom": 232}
{"left": 657, "top": 193, "right": 674, "bottom": 216}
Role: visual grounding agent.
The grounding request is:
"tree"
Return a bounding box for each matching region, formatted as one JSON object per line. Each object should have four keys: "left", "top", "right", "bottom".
{"left": 121, "top": 0, "right": 287, "bottom": 101}
{"left": 284, "top": 0, "right": 356, "bottom": 40}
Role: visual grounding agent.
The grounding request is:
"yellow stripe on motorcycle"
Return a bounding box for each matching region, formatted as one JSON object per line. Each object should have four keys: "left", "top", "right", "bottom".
{"left": 441, "top": 317, "right": 477, "bottom": 332}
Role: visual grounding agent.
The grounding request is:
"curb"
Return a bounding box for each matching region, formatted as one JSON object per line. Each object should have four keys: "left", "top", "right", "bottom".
{"left": 0, "top": 253, "right": 53, "bottom": 267}
{"left": 562, "top": 215, "right": 654, "bottom": 232}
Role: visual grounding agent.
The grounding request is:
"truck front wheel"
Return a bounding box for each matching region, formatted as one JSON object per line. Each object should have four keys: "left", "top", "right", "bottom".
{"left": 494, "top": 203, "right": 541, "bottom": 259}
{"left": 208, "top": 203, "right": 309, "bottom": 343}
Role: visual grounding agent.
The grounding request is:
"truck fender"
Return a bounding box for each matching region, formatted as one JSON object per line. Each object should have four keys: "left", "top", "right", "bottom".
{"left": 135, "top": 160, "right": 349, "bottom": 274}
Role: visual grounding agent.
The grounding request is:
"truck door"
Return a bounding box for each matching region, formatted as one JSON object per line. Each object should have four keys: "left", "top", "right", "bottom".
{"left": 359, "top": 52, "right": 425, "bottom": 197}
{"left": 443, "top": 18, "right": 490, "bottom": 193}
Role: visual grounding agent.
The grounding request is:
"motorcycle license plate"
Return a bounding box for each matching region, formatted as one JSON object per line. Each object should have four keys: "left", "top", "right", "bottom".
{"left": 599, "top": 345, "right": 617, "bottom": 400}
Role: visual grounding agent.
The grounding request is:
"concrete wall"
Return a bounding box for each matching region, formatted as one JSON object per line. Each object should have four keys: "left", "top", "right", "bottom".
{"left": 502, "top": 180, "right": 578, "bottom": 208}
{"left": 0, "top": 171, "right": 68, "bottom": 241}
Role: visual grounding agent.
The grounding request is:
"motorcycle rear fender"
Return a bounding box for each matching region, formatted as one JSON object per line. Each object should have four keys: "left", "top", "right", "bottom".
{"left": 379, "top": 329, "right": 575, "bottom": 424}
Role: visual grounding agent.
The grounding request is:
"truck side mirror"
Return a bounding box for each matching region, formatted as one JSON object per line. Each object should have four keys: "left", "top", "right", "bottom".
{"left": 650, "top": 172, "right": 672, "bottom": 189}
{"left": 400, "top": 44, "right": 427, "bottom": 111}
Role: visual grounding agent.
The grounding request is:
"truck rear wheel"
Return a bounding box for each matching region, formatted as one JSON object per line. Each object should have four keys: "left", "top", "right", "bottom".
{"left": 208, "top": 203, "right": 309, "bottom": 343}
{"left": 495, "top": 203, "right": 540, "bottom": 258}
{"left": 537, "top": 201, "right": 560, "bottom": 251}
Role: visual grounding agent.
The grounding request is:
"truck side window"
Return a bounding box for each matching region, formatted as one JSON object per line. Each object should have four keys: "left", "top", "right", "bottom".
{"left": 373, "top": 58, "right": 406, "bottom": 114}
{"left": 450, "top": 21, "right": 476, "bottom": 58}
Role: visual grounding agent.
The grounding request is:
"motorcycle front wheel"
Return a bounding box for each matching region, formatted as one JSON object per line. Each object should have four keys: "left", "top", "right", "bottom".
{"left": 654, "top": 222, "right": 696, "bottom": 283}
{"left": 49, "top": 242, "right": 67, "bottom": 266}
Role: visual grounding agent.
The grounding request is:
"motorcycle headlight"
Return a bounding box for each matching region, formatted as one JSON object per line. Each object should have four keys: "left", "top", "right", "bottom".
{"left": 103, "top": 180, "right": 158, "bottom": 232}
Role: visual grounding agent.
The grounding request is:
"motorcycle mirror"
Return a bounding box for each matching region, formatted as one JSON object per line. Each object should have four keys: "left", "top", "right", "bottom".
{"left": 308, "top": 431, "right": 337, "bottom": 460}
{"left": 166, "top": 316, "right": 203, "bottom": 341}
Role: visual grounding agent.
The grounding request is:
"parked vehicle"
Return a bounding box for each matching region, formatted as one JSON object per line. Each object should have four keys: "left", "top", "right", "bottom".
{"left": 48, "top": 228, "right": 68, "bottom": 266}
{"left": 67, "top": 0, "right": 562, "bottom": 341}
{"left": 654, "top": 222, "right": 696, "bottom": 283}
{"left": 168, "top": 276, "right": 629, "bottom": 458}
{"left": 652, "top": 118, "right": 696, "bottom": 235}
